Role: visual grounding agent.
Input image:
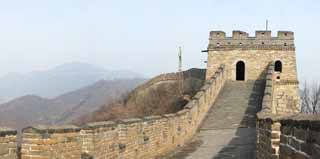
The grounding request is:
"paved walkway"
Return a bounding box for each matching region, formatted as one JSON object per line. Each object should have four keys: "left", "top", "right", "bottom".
{"left": 162, "top": 81, "right": 265, "bottom": 159}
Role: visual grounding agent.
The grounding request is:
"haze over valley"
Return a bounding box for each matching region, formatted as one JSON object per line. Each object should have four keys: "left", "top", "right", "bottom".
{"left": 0, "top": 62, "right": 145, "bottom": 130}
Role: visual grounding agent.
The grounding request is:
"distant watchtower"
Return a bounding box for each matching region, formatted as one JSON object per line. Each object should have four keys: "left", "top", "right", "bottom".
{"left": 205, "top": 30, "right": 297, "bottom": 82}
{"left": 204, "top": 30, "right": 300, "bottom": 114}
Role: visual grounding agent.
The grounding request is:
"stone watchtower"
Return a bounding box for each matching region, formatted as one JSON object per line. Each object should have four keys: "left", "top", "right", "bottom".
{"left": 204, "top": 30, "right": 300, "bottom": 114}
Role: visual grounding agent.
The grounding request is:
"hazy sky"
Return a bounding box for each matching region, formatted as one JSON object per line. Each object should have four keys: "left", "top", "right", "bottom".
{"left": 0, "top": 0, "right": 319, "bottom": 81}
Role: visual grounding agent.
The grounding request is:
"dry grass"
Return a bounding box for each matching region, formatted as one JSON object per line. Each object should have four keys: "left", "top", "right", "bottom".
{"left": 74, "top": 68, "right": 206, "bottom": 125}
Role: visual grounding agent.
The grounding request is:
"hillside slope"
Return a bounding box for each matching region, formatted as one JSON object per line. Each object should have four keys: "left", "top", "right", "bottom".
{"left": 75, "top": 68, "right": 206, "bottom": 125}
{"left": 0, "top": 78, "right": 145, "bottom": 130}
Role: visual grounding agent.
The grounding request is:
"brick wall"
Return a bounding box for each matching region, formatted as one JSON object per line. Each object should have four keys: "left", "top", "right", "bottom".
{"left": 279, "top": 115, "right": 320, "bottom": 159}
{"left": 0, "top": 128, "right": 17, "bottom": 159}
{"left": 19, "top": 65, "right": 226, "bottom": 159}
{"left": 21, "top": 125, "right": 81, "bottom": 159}
{"left": 255, "top": 62, "right": 320, "bottom": 159}
{"left": 256, "top": 116, "right": 282, "bottom": 159}
{"left": 256, "top": 114, "right": 320, "bottom": 159}
{"left": 207, "top": 49, "right": 298, "bottom": 81}
{"left": 256, "top": 64, "right": 281, "bottom": 159}
{"left": 273, "top": 81, "right": 300, "bottom": 114}
{"left": 256, "top": 63, "right": 302, "bottom": 159}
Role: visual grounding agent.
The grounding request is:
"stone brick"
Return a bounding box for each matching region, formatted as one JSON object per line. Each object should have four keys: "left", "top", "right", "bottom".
{"left": 311, "top": 144, "right": 320, "bottom": 159}
{"left": 280, "top": 144, "right": 294, "bottom": 158}
{"left": 283, "top": 126, "right": 293, "bottom": 135}
{"left": 294, "top": 151, "right": 309, "bottom": 159}
{"left": 294, "top": 128, "right": 308, "bottom": 141}
{"left": 281, "top": 135, "right": 289, "bottom": 145}
{"left": 0, "top": 128, "right": 17, "bottom": 159}
{"left": 300, "top": 143, "right": 312, "bottom": 156}
{"left": 289, "top": 138, "right": 301, "bottom": 151}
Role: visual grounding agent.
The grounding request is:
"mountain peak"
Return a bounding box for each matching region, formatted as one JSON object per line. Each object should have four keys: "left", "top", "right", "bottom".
{"left": 49, "top": 62, "right": 107, "bottom": 73}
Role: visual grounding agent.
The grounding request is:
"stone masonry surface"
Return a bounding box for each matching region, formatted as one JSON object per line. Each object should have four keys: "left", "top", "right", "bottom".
{"left": 256, "top": 64, "right": 289, "bottom": 159}
{"left": 206, "top": 31, "right": 298, "bottom": 81}
{"left": 256, "top": 63, "right": 309, "bottom": 159}
{"left": 0, "top": 127, "right": 17, "bottom": 159}
{"left": 257, "top": 114, "right": 320, "bottom": 159}
{"left": 21, "top": 125, "right": 81, "bottom": 159}
{"left": 279, "top": 114, "right": 320, "bottom": 159}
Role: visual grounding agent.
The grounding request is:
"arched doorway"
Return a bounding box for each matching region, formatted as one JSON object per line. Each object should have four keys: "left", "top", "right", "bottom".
{"left": 275, "top": 60, "right": 282, "bottom": 72}
{"left": 236, "top": 61, "right": 245, "bottom": 81}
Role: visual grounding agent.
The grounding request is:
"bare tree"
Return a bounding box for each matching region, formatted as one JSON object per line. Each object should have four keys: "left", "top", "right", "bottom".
{"left": 301, "top": 81, "right": 320, "bottom": 114}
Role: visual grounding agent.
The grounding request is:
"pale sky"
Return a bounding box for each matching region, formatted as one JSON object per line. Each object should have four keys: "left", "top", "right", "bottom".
{"left": 0, "top": 0, "right": 319, "bottom": 81}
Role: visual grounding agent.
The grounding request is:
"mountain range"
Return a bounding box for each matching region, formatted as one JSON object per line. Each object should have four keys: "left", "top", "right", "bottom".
{"left": 0, "top": 78, "right": 145, "bottom": 130}
{"left": 0, "top": 62, "right": 143, "bottom": 102}
{"left": 0, "top": 62, "right": 145, "bottom": 130}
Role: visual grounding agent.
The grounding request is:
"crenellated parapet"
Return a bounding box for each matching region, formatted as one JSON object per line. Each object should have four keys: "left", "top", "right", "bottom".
{"left": 208, "top": 30, "right": 295, "bottom": 51}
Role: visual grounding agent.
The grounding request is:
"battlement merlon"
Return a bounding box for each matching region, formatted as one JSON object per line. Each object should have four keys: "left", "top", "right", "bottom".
{"left": 207, "top": 30, "right": 295, "bottom": 51}
{"left": 209, "top": 30, "right": 294, "bottom": 39}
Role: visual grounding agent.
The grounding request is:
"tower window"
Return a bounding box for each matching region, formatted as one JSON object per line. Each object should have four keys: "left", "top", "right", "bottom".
{"left": 262, "top": 42, "right": 265, "bottom": 45}
{"left": 275, "top": 60, "right": 282, "bottom": 72}
{"left": 284, "top": 43, "right": 287, "bottom": 46}
{"left": 284, "top": 33, "right": 288, "bottom": 36}
{"left": 239, "top": 42, "right": 242, "bottom": 45}
{"left": 216, "top": 42, "right": 220, "bottom": 47}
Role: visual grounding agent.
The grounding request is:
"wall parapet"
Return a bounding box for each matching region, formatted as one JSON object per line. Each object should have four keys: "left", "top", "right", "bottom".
{"left": 0, "top": 127, "right": 17, "bottom": 137}
{"left": 132, "top": 68, "right": 206, "bottom": 93}
{"left": 22, "top": 125, "right": 81, "bottom": 134}
{"left": 208, "top": 30, "right": 295, "bottom": 51}
{"left": 0, "top": 127, "right": 17, "bottom": 159}
{"left": 257, "top": 63, "right": 275, "bottom": 115}
{"left": 21, "top": 125, "right": 82, "bottom": 159}
{"left": 255, "top": 61, "right": 320, "bottom": 159}
{"left": 210, "top": 31, "right": 294, "bottom": 40}
{"left": 18, "top": 65, "right": 226, "bottom": 159}
{"left": 257, "top": 114, "right": 320, "bottom": 159}
{"left": 279, "top": 114, "right": 320, "bottom": 159}
{"left": 256, "top": 63, "right": 282, "bottom": 159}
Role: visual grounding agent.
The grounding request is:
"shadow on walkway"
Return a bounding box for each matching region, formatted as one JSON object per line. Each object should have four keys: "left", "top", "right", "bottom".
{"left": 211, "top": 80, "right": 265, "bottom": 159}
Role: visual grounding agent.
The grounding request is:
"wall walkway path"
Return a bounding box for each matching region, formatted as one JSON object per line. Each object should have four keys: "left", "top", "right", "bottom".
{"left": 163, "top": 80, "right": 265, "bottom": 159}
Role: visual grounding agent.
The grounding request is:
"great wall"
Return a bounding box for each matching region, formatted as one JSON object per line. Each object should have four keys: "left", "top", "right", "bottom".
{"left": 0, "top": 30, "right": 319, "bottom": 159}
